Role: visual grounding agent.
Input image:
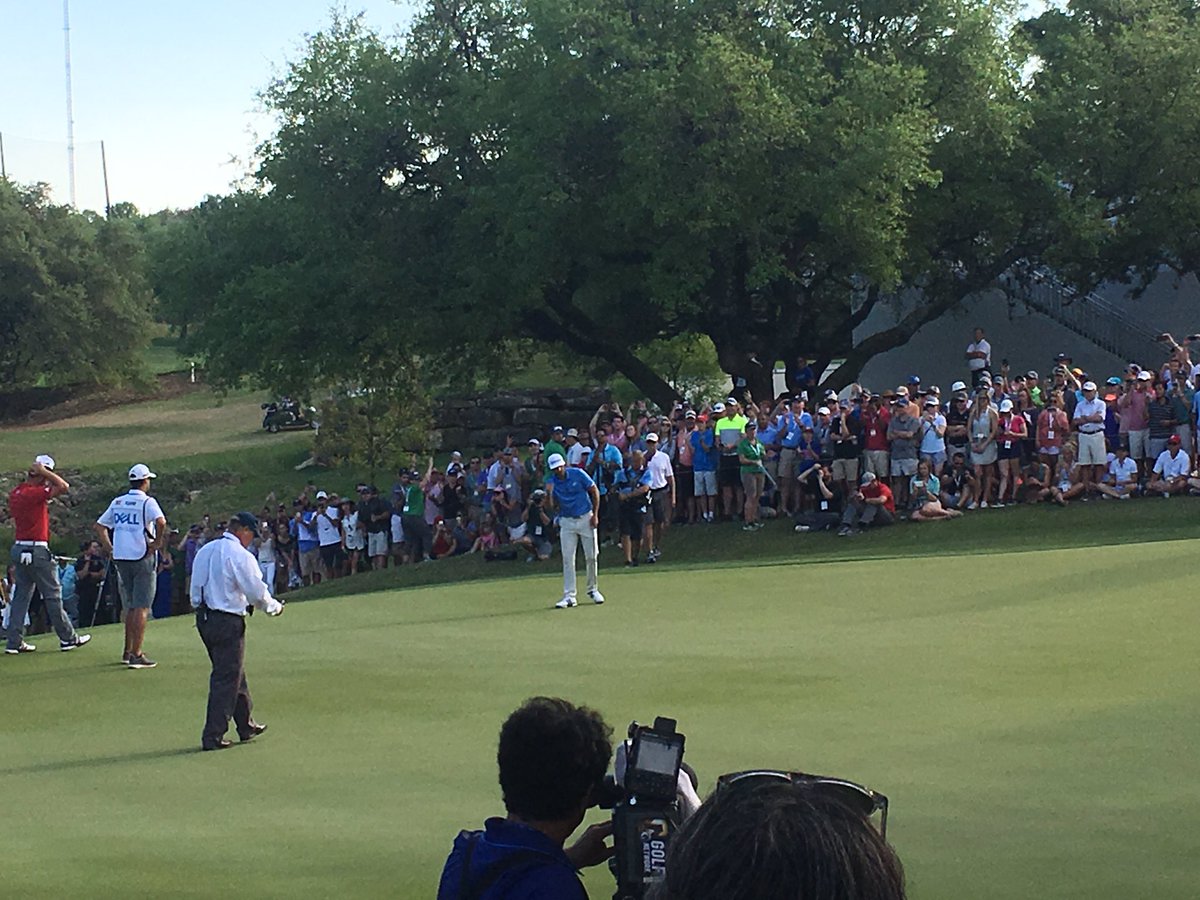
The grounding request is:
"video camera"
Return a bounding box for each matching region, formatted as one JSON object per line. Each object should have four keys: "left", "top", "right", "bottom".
{"left": 595, "top": 717, "right": 687, "bottom": 900}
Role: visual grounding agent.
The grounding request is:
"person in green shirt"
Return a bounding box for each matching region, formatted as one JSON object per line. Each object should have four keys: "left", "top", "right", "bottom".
{"left": 737, "top": 421, "right": 766, "bottom": 531}
{"left": 400, "top": 464, "right": 433, "bottom": 563}
{"left": 544, "top": 426, "right": 568, "bottom": 470}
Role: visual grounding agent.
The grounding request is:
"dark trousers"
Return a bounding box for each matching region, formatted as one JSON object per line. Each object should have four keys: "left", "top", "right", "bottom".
{"left": 196, "top": 608, "right": 253, "bottom": 746}
{"left": 402, "top": 516, "right": 431, "bottom": 561}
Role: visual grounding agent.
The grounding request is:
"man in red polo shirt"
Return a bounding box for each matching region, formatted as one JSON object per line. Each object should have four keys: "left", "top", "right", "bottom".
{"left": 837, "top": 471, "right": 896, "bottom": 536}
{"left": 6, "top": 455, "right": 91, "bottom": 655}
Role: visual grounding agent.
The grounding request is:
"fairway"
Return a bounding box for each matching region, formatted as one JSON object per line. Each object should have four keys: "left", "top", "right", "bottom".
{"left": 7, "top": 540, "right": 1198, "bottom": 899}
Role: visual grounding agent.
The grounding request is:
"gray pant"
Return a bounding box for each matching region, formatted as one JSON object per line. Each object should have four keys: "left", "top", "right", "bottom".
{"left": 196, "top": 607, "right": 253, "bottom": 747}
{"left": 7, "top": 545, "right": 77, "bottom": 650}
{"left": 841, "top": 499, "right": 895, "bottom": 528}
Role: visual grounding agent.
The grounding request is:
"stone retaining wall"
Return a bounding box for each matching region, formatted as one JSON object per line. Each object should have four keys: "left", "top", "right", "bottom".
{"left": 433, "top": 387, "right": 611, "bottom": 451}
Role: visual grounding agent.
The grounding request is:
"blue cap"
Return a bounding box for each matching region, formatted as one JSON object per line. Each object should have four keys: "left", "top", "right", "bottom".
{"left": 907, "top": 375, "right": 921, "bottom": 384}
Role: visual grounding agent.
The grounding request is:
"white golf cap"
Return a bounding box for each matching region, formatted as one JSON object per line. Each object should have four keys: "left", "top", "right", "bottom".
{"left": 999, "top": 399, "right": 1014, "bottom": 412}
{"left": 951, "top": 380, "right": 967, "bottom": 392}
{"left": 547, "top": 453, "right": 566, "bottom": 469}
{"left": 1137, "top": 370, "right": 1153, "bottom": 381}
{"left": 712, "top": 402, "right": 726, "bottom": 412}
{"left": 1083, "top": 381, "right": 1097, "bottom": 391}
{"left": 451, "top": 450, "right": 463, "bottom": 458}
{"left": 566, "top": 428, "right": 579, "bottom": 437}
{"left": 817, "top": 406, "right": 831, "bottom": 415}
{"left": 128, "top": 463, "right": 156, "bottom": 480}
{"left": 316, "top": 490, "right": 329, "bottom": 499}
{"left": 34, "top": 454, "right": 55, "bottom": 471}
{"left": 645, "top": 432, "right": 659, "bottom": 442}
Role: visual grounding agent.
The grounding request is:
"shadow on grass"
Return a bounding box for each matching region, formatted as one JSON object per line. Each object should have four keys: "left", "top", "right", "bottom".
{"left": 0, "top": 746, "right": 202, "bottom": 777}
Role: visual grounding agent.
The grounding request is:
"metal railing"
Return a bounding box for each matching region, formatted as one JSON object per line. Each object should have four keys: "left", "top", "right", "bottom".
{"left": 1006, "top": 271, "right": 1164, "bottom": 367}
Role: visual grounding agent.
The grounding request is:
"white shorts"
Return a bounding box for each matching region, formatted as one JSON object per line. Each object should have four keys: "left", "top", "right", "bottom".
{"left": 1078, "top": 432, "right": 1107, "bottom": 466}
{"left": 693, "top": 470, "right": 717, "bottom": 496}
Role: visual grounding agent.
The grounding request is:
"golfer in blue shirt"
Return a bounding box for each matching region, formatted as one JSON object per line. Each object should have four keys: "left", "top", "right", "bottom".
{"left": 546, "top": 453, "right": 604, "bottom": 608}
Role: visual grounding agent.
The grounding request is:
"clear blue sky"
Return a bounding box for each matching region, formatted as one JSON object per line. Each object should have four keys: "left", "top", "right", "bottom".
{"left": 1, "top": 1, "right": 416, "bottom": 213}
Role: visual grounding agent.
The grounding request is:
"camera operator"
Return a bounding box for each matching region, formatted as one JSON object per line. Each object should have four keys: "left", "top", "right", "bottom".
{"left": 650, "top": 774, "right": 905, "bottom": 900}
{"left": 437, "top": 697, "right": 616, "bottom": 900}
{"left": 514, "top": 489, "right": 554, "bottom": 562}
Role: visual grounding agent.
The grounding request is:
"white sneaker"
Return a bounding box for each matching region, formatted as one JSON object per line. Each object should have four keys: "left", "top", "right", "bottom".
{"left": 794, "top": 525, "right": 811, "bottom": 533}
{"left": 589, "top": 590, "right": 605, "bottom": 605}
{"left": 980, "top": 501, "right": 989, "bottom": 509}
{"left": 966, "top": 501, "right": 977, "bottom": 510}
{"left": 555, "top": 596, "right": 577, "bottom": 609}
{"left": 5, "top": 642, "right": 36, "bottom": 655}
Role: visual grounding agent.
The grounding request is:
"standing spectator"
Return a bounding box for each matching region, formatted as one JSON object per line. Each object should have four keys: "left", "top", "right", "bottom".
{"left": 487, "top": 448, "right": 522, "bottom": 505}
{"left": 180, "top": 524, "right": 203, "bottom": 598}
{"left": 690, "top": 414, "right": 719, "bottom": 523}
{"left": 274, "top": 522, "right": 296, "bottom": 591}
{"left": 362, "top": 486, "right": 392, "bottom": 570}
{"left": 1073, "top": 381, "right": 1107, "bottom": 498}
{"left": 546, "top": 454, "right": 604, "bottom": 609}
{"left": 94, "top": 463, "right": 167, "bottom": 669}
{"left": 153, "top": 545, "right": 174, "bottom": 620}
{"left": 613, "top": 450, "right": 652, "bottom": 565}
{"left": 838, "top": 472, "right": 895, "bottom": 535}
{"left": 5, "top": 455, "right": 91, "bottom": 655}
{"left": 860, "top": 395, "right": 891, "bottom": 482}
{"left": 1118, "top": 371, "right": 1152, "bottom": 478}
{"left": 918, "top": 397, "right": 947, "bottom": 476}
{"left": 887, "top": 398, "right": 920, "bottom": 511}
{"left": 736, "top": 421, "right": 766, "bottom": 532}
{"left": 400, "top": 468, "right": 433, "bottom": 563}
{"left": 968, "top": 392, "right": 999, "bottom": 508}
{"left": 828, "top": 401, "right": 862, "bottom": 497}
{"left": 713, "top": 402, "right": 748, "bottom": 520}
{"left": 1036, "top": 391, "right": 1070, "bottom": 468}
{"left": 312, "top": 491, "right": 343, "bottom": 579}
{"left": 293, "top": 499, "right": 322, "bottom": 586}
{"left": 944, "top": 389, "right": 971, "bottom": 462}
{"left": 1147, "top": 435, "right": 1190, "bottom": 496}
{"left": 642, "top": 433, "right": 675, "bottom": 560}
{"left": 340, "top": 499, "right": 365, "bottom": 575}
{"left": 255, "top": 522, "right": 276, "bottom": 588}
{"left": 995, "top": 399, "right": 1027, "bottom": 506}
{"left": 524, "top": 440, "right": 546, "bottom": 497}
{"left": 544, "top": 426, "right": 568, "bottom": 467}
{"left": 675, "top": 410, "right": 698, "bottom": 524}
{"left": 1147, "top": 380, "right": 1178, "bottom": 463}
{"left": 965, "top": 327, "right": 992, "bottom": 387}
{"left": 74, "top": 540, "right": 106, "bottom": 628}
{"left": 58, "top": 553, "right": 79, "bottom": 627}
{"left": 389, "top": 504, "right": 407, "bottom": 566}
{"left": 564, "top": 429, "right": 588, "bottom": 468}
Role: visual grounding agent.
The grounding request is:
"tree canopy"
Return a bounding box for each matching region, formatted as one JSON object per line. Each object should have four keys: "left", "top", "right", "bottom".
{"left": 0, "top": 180, "right": 152, "bottom": 391}
{"left": 154, "top": 0, "right": 1200, "bottom": 406}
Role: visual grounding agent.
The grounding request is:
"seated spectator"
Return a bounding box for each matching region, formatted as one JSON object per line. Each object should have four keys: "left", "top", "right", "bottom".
{"left": 792, "top": 465, "right": 844, "bottom": 533}
{"left": 909, "top": 459, "right": 962, "bottom": 522}
{"left": 451, "top": 515, "right": 475, "bottom": 556}
{"left": 1048, "top": 444, "right": 1085, "bottom": 506}
{"left": 1147, "top": 435, "right": 1190, "bottom": 496}
{"left": 653, "top": 773, "right": 904, "bottom": 900}
{"left": 431, "top": 518, "right": 458, "bottom": 559}
{"left": 1097, "top": 445, "right": 1139, "bottom": 499}
{"left": 470, "top": 520, "right": 502, "bottom": 554}
{"left": 939, "top": 452, "right": 975, "bottom": 510}
{"left": 838, "top": 472, "right": 894, "bottom": 536}
{"left": 1018, "top": 458, "right": 1053, "bottom": 504}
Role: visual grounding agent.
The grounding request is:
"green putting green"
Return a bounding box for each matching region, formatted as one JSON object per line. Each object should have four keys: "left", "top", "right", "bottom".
{"left": 5, "top": 539, "right": 1197, "bottom": 899}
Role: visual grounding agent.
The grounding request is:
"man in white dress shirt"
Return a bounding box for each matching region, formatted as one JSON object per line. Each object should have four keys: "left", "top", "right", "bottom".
{"left": 190, "top": 511, "right": 284, "bottom": 751}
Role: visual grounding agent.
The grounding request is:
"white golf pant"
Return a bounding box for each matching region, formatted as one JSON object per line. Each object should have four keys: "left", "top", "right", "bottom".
{"left": 560, "top": 514, "right": 598, "bottom": 600}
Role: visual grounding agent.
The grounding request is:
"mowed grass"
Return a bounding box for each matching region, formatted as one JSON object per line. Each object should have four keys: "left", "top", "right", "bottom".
{"left": 0, "top": 390, "right": 289, "bottom": 471}
{"left": 6, "top": 540, "right": 1198, "bottom": 899}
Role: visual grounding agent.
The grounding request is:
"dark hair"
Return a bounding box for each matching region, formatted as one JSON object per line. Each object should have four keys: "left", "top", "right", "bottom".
{"left": 497, "top": 697, "right": 612, "bottom": 821}
{"left": 652, "top": 779, "right": 905, "bottom": 900}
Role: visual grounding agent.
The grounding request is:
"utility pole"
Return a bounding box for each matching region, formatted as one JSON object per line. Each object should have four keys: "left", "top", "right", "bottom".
{"left": 64, "top": 0, "right": 77, "bottom": 207}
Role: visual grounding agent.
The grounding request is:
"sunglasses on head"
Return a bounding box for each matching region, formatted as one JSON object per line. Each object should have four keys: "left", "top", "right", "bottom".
{"left": 716, "top": 769, "right": 889, "bottom": 837}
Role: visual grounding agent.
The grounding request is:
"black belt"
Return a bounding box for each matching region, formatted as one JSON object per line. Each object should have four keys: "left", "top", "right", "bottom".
{"left": 1079, "top": 429, "right": 1103, "bottom": 434}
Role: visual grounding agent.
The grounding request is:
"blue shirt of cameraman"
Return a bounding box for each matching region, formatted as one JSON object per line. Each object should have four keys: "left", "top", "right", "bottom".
{"left": 547, "top": 468, "right": 596, "bottom": 518}
{"left": 437, "top": 817, "right": 586, "bottom": 900}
